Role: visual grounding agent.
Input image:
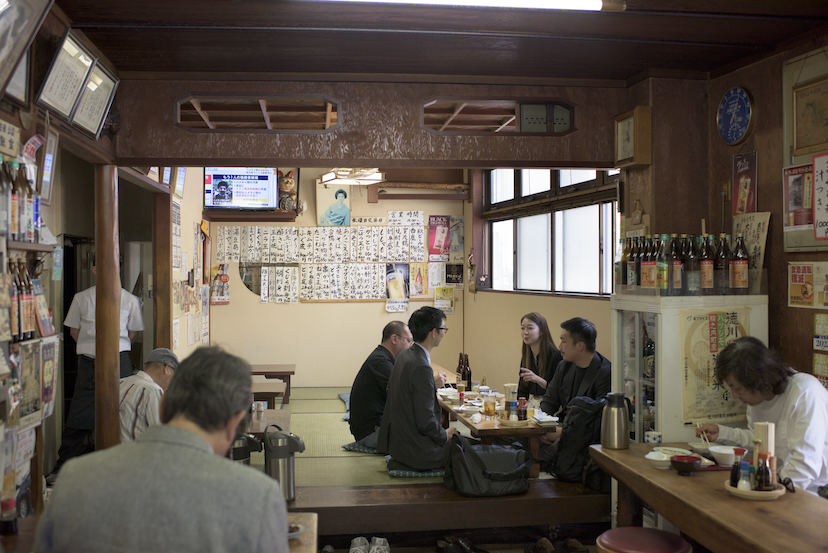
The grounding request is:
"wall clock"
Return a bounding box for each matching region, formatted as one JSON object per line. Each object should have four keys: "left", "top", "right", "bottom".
{"left": 614, "top": 106, "right": 652, "bottom": 168}
{"left": 716, "top": 87, "right": 753, "bottom": 146}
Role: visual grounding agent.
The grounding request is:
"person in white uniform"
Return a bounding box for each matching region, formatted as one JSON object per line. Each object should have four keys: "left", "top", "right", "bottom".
{"left": 48, "top": 258, "right": 145, "bottom": 481}
{"left": 120, "top": 348, "right": 179, "bottom": 443}
{"left": 696, "top": 337, "right": 828, "bottom": 493}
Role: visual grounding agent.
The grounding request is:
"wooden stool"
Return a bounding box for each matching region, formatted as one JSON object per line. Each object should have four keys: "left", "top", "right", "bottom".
{"left": 596, "top": 527, "right": 691, "bottom": 553}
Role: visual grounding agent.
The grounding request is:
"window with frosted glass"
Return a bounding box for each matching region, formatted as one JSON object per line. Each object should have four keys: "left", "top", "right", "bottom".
{"left": 559, "top": 169, "right": 597, "bottom": 189}
{"left": 602, "top": 202, "right": 616, "bottom": 294}
{"left": 492, "top": 220, "right": 514, "bottom": 290}
{"left": 554, "top": 204, "right": 600, "bottom": 293}
{"left": 490, "top": 169, "right": 515, "bottom": 204}
{"left": 521, "top": 169, "right": 551, "bottom": 197}
{"left": 517, "top": 214, "right": 551, "bottom": 290}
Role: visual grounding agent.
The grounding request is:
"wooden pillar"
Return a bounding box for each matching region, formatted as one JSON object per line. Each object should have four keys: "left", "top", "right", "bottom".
{"left": 94, "top": 164, "right": 121, "bottom": 451}
{"left": 153, "top": 193, "right": 172, "bottom": 348}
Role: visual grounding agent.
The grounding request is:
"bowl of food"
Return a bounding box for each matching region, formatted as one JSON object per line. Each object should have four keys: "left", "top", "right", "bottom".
{"left": 709, "top": 445, "right": 736, "bottom": 467}
{"left": 645, "top": 451, "right": 671, "bottom": 469}
{"left": 670, "top": 455, "right": 701, "bottom": 476}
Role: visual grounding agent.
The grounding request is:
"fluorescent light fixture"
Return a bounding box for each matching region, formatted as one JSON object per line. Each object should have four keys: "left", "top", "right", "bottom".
{"left": 320, "top": 168, "right": 385, "bottom": 186}
{"left": 317, "top": 0, "right": 603, "bottom": 9}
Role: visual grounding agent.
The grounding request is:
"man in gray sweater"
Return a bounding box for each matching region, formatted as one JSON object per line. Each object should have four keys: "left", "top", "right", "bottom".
{"left": 35, "top": 347, "right": 289, "bottom": 553}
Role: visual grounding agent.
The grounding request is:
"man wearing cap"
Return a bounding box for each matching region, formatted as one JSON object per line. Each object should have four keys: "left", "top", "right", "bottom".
{"left": 119, "top": 348, "right": 179, "bottom": 443}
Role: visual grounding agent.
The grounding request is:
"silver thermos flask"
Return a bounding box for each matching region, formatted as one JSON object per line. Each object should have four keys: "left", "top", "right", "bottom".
{"left": 264, "top": 425, "right": 305, "bottom": 502}
{"left": 601, "top": 392, "right": 632, "bottom": 450}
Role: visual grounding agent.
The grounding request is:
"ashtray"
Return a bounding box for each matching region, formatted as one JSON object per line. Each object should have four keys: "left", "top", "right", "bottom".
{"left": 670, "top": 455, "right": 701, "bottom": 476}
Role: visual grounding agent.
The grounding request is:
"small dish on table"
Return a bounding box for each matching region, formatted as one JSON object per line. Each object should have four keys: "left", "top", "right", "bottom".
{"left": 288, "top": 523, "right": 305, "bottom": 540}
{"left": 670, "top": 455, "right": 701, "bottom": 476}
{"left": 724, "top": 480, "right": 786, "bottom": 501}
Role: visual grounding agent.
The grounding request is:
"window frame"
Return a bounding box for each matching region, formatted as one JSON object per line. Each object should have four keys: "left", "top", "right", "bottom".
{"left": 484, "top": 168, "right": 619, "bottom": 297}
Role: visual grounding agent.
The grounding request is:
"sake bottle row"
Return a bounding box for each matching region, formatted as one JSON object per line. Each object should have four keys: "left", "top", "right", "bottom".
{"left": 614, "top": 232, "right": 749, "bottom": 296}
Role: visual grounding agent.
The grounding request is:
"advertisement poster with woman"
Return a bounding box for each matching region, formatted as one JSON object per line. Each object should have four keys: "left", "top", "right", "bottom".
{"left": 317, "top": 184, "right": 351, "bottom": 226}
{"left": 429, "top": 215, "right": 450, "bottom": 261}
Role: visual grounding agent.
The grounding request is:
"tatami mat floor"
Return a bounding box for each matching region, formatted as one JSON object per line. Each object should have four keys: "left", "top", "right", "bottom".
{"left": 255, "top": 389, "right": 599, "bottom": 551}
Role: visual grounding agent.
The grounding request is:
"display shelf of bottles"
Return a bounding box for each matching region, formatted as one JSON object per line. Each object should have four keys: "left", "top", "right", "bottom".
{"left": 7, "top": 241, "right": 54, "bottom": 253}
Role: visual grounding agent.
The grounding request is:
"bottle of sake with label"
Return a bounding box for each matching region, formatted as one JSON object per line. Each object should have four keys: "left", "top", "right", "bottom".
{"left": 700, "top": 234, "right": 715, "bottom": 295}
{"left": 670, "top": 234, "right": 683, "bottom": 296}
{"left": 655, "top": 234, "right": 670, "bottom": 295}
{"left": 714, "top": 233, "right": 731, "bottom": 295}
{"left": 684, "top": 234, "right": 700, "bottom": 296}
{"left": 730, "top": 233, "right": 749, "bottom": 295}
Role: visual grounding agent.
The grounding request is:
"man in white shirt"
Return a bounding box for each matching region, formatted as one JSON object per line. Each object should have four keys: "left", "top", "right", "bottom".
{"left": 48, "top": 258, "right": 145, "bottom": 482}
{"left": 120, "top": 348, "right": 179, "bottom": 443}
{"left": 697, "top": 337, "right": 828, "bottom": 493}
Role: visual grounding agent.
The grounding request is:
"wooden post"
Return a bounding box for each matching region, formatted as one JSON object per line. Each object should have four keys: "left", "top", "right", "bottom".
{"left": 153, "top": 193, "right": 172, "bottom": 348}
{"left": 94, "top": 165, "right": 122, "bottom": 451}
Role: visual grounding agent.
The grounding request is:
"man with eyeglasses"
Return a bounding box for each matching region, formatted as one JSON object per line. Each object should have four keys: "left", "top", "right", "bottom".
{"left": 378, "top": 307, "right": 458, "bottom": 470}
{"left": 348, "top": 321, "right": 414, "bottom": 449}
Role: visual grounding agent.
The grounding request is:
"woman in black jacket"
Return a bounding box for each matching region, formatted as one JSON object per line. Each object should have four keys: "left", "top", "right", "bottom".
{"left": 517, "top": 312, "right": 563, "bottom": 400}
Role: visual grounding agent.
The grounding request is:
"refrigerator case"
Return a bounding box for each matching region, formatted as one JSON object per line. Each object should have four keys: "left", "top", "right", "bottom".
{"left": 609, "top": 294, "right": 768, "bottom": 529}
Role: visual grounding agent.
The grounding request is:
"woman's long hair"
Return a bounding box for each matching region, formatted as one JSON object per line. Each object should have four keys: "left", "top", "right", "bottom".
{"left": 520, "top": 312, "right": 559, "bottom": 373}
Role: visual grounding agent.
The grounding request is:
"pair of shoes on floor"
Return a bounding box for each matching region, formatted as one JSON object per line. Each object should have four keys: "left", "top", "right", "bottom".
{"left": 438, "top": 537, "right": 488, "bottom": 553}
{"left": 350, "top": 536, "right": 390, "bottom": 553}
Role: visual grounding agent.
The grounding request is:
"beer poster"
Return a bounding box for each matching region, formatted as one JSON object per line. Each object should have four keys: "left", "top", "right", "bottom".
{"left": 445, "top": 264, "right": 464, "bottom": 288}
{"left": 814, "top": 314, "right": 828, "bottom": 390}
{"left": 428, "top": 215, "right": 450, "bottom": 261}
{"left": 385, "top": 263, "right": 410, "bottom": 300}
{"left": 409, "top": 262, "right": 429, "bottom": 297}
{"left": 680, "top": 308, "right": 749, "bottom": 425}
{"left": 782, "top": 164, "right": 813, "bottom": 231}
{"left": 732, "top": 151, "right": 757, "bottom": 216}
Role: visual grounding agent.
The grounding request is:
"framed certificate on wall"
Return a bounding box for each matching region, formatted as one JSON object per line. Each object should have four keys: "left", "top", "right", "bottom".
{"left": 0, "top": 0, "right": 51, "bottom": 101}
{"left": 71, "top": 62, "right": 119, "bottom": 139}
{"left": 36, "top": 30, "right": 95, "bottom": 120}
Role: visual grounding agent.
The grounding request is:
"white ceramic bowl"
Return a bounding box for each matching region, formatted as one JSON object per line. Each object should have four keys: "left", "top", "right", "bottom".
{"left": 709, "top": 445, "right": 736, "bottom": 467}
{"left": 688, "top": 442, "right": 710, "bottom": 455}
{"left": 645, "top": 451, "right": 671, "bottom": 469}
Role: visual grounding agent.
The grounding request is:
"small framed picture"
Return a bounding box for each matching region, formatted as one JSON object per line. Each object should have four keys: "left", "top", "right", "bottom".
{"left": 38, "top": 128, "right": 59, "bottom": 205}
{"left": 4, "top": 48, "right": 30, "bottom": 109}
{"left": 70, "top": 62, "right": 119, "bottom": 139}
{"left": 36, "top": 30, "right": 95, "bottom": 121}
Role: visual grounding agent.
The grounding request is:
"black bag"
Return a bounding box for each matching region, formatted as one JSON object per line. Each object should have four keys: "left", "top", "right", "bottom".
{"left": 549, "top": 396, "right": 610, "bottom": 493}
{"left": 444, "top": 434, "right": 535, "bottom": 497}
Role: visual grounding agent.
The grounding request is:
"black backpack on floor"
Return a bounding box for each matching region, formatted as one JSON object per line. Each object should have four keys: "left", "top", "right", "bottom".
{"left": 549, "top": 395, "right": 610, "bottom": 494}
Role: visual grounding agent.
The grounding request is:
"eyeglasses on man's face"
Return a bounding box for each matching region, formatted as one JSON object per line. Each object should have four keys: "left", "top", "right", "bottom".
{"left": 437, "top": 327, "right": 449, "bottom": 333}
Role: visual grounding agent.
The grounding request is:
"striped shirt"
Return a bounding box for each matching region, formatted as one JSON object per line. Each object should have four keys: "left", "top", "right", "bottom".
{"left": 119, "top": 371, "right": 163, "bottom": 443}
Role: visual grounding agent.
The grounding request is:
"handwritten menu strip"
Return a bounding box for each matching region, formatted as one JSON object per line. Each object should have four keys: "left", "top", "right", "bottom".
{"left": 286, "top": 228, "right": 299, "bottom": 263}
{"left": 410, "top": 226, "right": 426, "bottom": 262}
{"left": 269, "top": 266, "right": 277, "bottom": 303}
{"left": 814, "top": 152, "right": 828, "bottom": 240}
{"left": 388, "top": 210, "right": 424, "bottom": 226}
{"left": 215, "top": 225, "right": 225, "bottom": 263}
{"left": 260, "top": 267, "right": 269, "bottom": 304}
{"left": 261, "top": 226, "right": 271, "bottom": 263}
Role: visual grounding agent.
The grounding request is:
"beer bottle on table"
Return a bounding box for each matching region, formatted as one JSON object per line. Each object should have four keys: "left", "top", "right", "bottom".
{"left": 714, "top": 233, "right": 731, "bottom": 295}
{"left": 730, "top": 233, "right": 749, "bottom": 295}
{"left": 700, "top": 234, "right": 715, "bottom": 295}
{"left": 464, "top": 354, "right": 472, "bottom": 390}
{"left": 655, "top": 234, "right": 670, "bottom": 295}
{"left": 670, "top": 233, "right": 683, "bottom": 296}
{"left": 455, "top": 352, "right": 464, "bottom": 389}
{"left": 684, "top": 234, "right": 701, "bottom": 296}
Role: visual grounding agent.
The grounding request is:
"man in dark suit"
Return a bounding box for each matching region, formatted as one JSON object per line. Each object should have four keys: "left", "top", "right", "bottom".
{"left": 377, "top": 307, "right": 457, "bottom": 470}
{"left": 540, "top": 317, "right": 611, "bottom": 445}
{"left": 348, "top": 321, "right": 413, "bottom": 448}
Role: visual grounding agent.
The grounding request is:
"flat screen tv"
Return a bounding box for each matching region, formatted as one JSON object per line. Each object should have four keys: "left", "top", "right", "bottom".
{"left": 203, "top": 167, "right": 280, "bottom": 210}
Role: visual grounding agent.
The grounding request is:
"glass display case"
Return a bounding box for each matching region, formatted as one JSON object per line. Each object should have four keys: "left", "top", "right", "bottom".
{"left": 611, "top": 294, "right": 769, "bottom": 444}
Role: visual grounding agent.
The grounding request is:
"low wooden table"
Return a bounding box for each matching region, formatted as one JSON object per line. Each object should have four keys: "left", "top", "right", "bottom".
{"left": 249, "top": 408, "right": 291, "bottom": 437}
{"left": 250, "top": 364, "right": 296, "bottom": 404}
{"left": 437, "top": 396, "right": 551, "bottom": 477}
{"left": 288, "top": 512, "right": 317, "bottom": 553}
{"left": 589, "top": 442, "right": 828, "bottom": 553}
{"left": 252, "top": 375, "right": 288, "bottom": 408}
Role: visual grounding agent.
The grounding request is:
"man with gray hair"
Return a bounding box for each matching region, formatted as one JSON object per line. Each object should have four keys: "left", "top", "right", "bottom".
{"left": 119, "top": 348, "right": 179, "bottom": 443}
{"left": 35, "top": 347, "right": 289, "bottom": 553}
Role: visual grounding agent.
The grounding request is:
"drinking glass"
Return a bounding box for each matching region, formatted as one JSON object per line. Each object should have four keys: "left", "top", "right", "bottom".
{"left": 483, "top": 394, "right": 497, "bottom": 419}
{"left": 456, "top": 382, "right": 466, "bottom": 394}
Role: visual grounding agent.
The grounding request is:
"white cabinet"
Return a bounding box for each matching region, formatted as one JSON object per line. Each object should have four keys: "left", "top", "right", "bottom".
{"left": 610, "top": 294, "right": 768, "bottom": 444}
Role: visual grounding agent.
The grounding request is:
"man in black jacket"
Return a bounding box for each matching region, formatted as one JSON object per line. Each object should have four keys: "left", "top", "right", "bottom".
{"left": 348, "top": 321, "right": 413, "bottom": 448}
{"left": 540, "top": 317, "right": 612, "bottom": 445}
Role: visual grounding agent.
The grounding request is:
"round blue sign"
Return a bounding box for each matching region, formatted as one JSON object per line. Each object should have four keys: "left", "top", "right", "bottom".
{"left": 717, "top": 87, "right": 753, "bottom": 145}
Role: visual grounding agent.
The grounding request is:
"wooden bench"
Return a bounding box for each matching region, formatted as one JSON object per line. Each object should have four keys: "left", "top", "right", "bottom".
{"left": 250, "top": 364, "right": 296, "bottom": 404}
{"left": 289, "top": 480, "right": 610, "bottom": 536}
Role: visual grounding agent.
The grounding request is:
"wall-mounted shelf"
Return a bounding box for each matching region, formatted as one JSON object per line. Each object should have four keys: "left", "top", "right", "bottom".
{"left": 7, "top": 241, "right": 56, "bottom": 253}
{"left": 202, "top": 210, "right": 297, "bottom": 223}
